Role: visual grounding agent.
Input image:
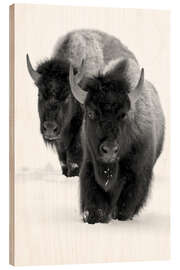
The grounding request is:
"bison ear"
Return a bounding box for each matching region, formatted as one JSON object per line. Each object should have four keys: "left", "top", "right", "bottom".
{"left": 26, "top": 54, "right": 41, "bottom": 83}
{"left": 69, "top": 60, "right": 88, "bottom": 104}
{"left": 128, "top": 68, "right": 144, "bottom": 104}
{"left": 103, "top": 58, "right": 140, "bottom": 87}
{"left": 103, "top": 58, "right": 128, "bottom": 80}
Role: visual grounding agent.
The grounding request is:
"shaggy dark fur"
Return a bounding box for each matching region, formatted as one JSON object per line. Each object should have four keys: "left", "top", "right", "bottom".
{"left": 36, "top": 59, "right": 83, "bottom": 176}
{"left": 27, "top": 29, "right": 138, "bottom": 177}
{"left": 74, "top": 60, "right": 165, "bottom": 224}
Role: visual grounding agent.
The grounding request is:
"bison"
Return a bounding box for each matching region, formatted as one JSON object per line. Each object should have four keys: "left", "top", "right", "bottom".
{"left": 26, "top": 29, "right": 137, "bottom": 177}
{"left": 69, "top": 41, "right": 165, "bottom": 223}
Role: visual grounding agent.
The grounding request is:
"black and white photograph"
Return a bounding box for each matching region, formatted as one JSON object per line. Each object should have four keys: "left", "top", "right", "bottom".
{"left": 9, "top": 4, "right": 170, "bottom": 266}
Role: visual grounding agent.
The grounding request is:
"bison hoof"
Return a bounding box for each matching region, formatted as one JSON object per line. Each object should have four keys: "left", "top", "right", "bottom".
{"left": 68, "top": 167, "right": 79, "bottom": 177}
{"left": 83, "top": 211, "right": 89, "bottom": 222}
{"left": 82, "top": 208, "right": 110, "bottom": 224}
{"left": 117, "top": 215, "right": 133, "bottom": 221}
{"left": 112, "top": 207, "right": 118, "bottom": 219}
{"left": 62, "top": 165, "right": 68, "bottom": 177}
{"left": 116, "top": 211, "right": 133, "bottom": 221}
{"left": 68, "top": 163, "right": 80, "bottom": 177}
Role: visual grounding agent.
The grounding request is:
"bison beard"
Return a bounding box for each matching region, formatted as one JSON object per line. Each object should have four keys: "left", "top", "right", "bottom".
{"left": 92, "top": 158, "right": 119, "bottom": 192}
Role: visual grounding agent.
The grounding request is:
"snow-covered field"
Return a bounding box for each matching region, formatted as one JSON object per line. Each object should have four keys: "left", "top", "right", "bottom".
{"left": 14, "top": 168, "right": 170, "bottom": 266}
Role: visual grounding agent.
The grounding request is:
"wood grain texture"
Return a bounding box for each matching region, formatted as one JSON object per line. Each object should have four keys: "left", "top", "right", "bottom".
{"left": 9, "top": 4, "right": 15, "bottom": 265}
{"left": 9, "top": 4, "right": 170, "bottom": 266}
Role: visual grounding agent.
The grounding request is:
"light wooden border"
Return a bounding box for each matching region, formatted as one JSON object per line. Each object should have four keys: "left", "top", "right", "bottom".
{"left": 9, "top": 4, "right": 15, "bottom": 266}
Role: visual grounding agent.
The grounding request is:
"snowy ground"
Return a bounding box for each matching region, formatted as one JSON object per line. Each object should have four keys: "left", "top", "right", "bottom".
{"left": 14, "top": 169, "right": 170, "bottom": 266}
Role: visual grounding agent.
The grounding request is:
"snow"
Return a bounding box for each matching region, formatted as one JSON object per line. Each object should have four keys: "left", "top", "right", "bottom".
{"left": 14, "top": 169, "right": 170, "bottom": 266}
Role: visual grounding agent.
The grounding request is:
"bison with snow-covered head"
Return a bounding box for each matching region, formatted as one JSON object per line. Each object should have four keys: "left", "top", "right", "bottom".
{"left": 70, "top": 52, "right": 165, "bottom": 224}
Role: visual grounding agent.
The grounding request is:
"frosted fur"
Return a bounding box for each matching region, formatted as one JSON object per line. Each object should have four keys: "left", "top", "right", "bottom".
{"left": 53, "top": 29, "right": 137, "bottom": 77}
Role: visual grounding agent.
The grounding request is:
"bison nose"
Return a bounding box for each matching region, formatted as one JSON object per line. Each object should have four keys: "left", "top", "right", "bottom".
{"left": 43, "top": 121, "right": 59, "bottom": 140}
{"left": 100, "top": 142, "right": 119, "bottom": 161}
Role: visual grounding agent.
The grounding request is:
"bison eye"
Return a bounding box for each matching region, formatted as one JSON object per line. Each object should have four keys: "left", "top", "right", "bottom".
{"left": 118, "top": 112, "right": 127, "bottom": 120}
{"left": 87, "top": 110, "right": 95, "bottom": 120}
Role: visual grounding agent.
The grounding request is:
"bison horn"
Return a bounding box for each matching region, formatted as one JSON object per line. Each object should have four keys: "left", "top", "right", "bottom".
{"left": 26, "top": 54, "right": 41, "bottom": 83}
{"left": 129, "top": 68, "right": 144, "bottom": 104}
{"left": 69, "top": 60, "right": 88, "bottom": 104}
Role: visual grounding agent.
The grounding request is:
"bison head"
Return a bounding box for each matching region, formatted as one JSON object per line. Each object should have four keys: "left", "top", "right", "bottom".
{"left": 26, "top": 54, "right": 72, "bottom": 146}
{"left": 69, "top": 58, "right": 144, "bottom": 190}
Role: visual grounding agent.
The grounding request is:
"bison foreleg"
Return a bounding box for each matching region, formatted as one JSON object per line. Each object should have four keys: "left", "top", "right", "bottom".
{"left": 66, "top": 148, "right": 80, "bottom": 177}
{"left": 55, "top": 145, "right": 68, "bottom": 176}
{"left": 80, "top": 161, "right": 111, "bottom": 224}
{"left": 115, "top": 168, "right": 152, "bottom": 221}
